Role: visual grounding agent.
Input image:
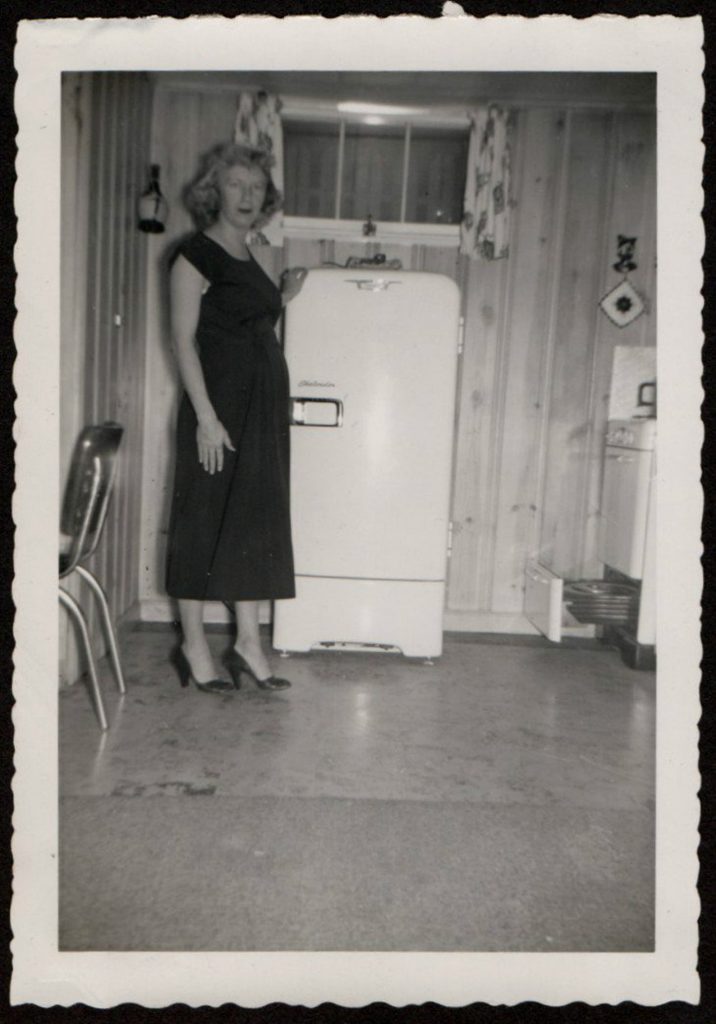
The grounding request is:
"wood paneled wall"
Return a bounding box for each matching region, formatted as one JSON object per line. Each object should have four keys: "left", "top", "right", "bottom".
{"left": 447, "top": 107, "right": 655, "bottom": 629}
{"left": 60, "top": 73, "right": 153, "bottom": 683}
{"left": 139, "top": 84, "right": 655, "bottom": 633}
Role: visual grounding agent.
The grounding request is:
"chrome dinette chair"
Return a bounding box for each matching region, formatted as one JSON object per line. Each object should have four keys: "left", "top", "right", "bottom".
{"left": 59, "top": 423, "right": 126, "bottom": 730}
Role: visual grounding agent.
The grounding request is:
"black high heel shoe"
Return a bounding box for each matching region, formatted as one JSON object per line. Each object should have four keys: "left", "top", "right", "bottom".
{"left": 171, "top": 646, "right": 235, "bottom": 695}
{"left": 224, "top": 647, "right": 292, "bottom": 691}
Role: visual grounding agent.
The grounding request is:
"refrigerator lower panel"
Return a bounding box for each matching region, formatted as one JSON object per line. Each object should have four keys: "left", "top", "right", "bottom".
{"left": 273, "top": 575, "right": 447, "bottom": 658}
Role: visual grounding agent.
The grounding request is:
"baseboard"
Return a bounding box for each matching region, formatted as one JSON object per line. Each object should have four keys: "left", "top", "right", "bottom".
{"left": 443, "top": 610, "right": 540, "bottom": 634}
{"left": 117, "top": 600, "right": 143, "bottom": 630}
{"left": 62, "top": 600, "right": 143, "bottom": 687}
{"left": 140, "top": 601, "right": 535, "bottom": 637}
{"left": 443, "top": 609, "right": 595, "bottom": 638}
{"left": 137, "top": 600, "right": 592, "bottom": 639}
{"left": 138, "top": 597, "right": 273, "bottom": 625}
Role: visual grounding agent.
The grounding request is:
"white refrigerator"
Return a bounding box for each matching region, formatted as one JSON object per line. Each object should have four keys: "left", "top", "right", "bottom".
{"left": 273, "top": 267, "right": 461, "bottom": 658}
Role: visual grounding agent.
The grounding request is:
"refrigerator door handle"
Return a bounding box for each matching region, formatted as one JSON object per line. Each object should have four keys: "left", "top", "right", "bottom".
{"left": 290, "top": 397, "right": 344, "bottom": 427}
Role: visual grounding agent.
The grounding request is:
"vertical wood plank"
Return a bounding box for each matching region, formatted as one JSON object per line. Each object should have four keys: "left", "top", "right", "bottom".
{"left": 285, "top": 237, "right": 323, "bottom": 270}
{"left": 638, "top": 109, "right": 657, "bottom": 349}
{"left": 91, "top": 75, "right": 114, "bottom": 632}
{"left": 109, "top": 74, "right": 129, "bottom": 617}
{"left": 165, "top": 90, "right": 203, "bottom": 240}
{"left": 490, "top": 109, "right": 567, "bottom": 612}
{"left": 84, "top": 73, "right": 106, "bottom": 428}
{"left": 158, "top": 89, "right": 202, "bottom": 597}
{"left": 539, "top": 110, "right": 613, "bottom": 578}
{"left": 83, "top": 74, "right": 112, "bottom": 641}
{"left": 127, "top": 74, "right": 153, "bottom": 610}
{"left": 580, "top": 110, "right": 657, "bottom": 576}
{"left": 62, "top": 72, "right": 155, "bottom": 679}
{"left": 142, "top": 90, "right": 171, "bottom": 605}
{"left": 109, "top": 73, "right": 124, "bottom": 618}
{"left": 119, "top": 72, "right": 139, "bottom": 615}
{"left": 199, "top": 90, "right": 236, "bottom": 153}
{"left": 447, "top": 255, "right": 507, "bottom": 609}
{"left": 421, "top": 245, "right": 461, "bottom": 282}
{"left": 119, "top": 74, "right": 136, "bottom": 616}
{"left": 60, "top": 73, "right": 93, "bottom": 684}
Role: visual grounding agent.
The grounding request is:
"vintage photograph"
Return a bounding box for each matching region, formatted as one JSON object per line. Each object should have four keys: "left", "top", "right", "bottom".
{"left": 57, "top": 68, "right": 658, "bottom": 952}
{"left": 12, "top": 13, "right": 702, "bottom": 1008}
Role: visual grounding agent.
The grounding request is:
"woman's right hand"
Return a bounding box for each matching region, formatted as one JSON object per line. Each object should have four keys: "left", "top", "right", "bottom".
{"left": 196, "top": 416, "right": 236, "bottom": 474}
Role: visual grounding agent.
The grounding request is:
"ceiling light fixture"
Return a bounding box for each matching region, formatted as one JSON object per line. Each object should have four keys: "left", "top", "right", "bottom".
{"left": 337, "top": 101, "right": 428, "bottom": 117}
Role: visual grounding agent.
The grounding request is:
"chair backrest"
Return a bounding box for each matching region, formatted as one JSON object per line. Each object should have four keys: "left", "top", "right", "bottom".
{"left": 60, "top": 422, "right": 124, "bottom": 576}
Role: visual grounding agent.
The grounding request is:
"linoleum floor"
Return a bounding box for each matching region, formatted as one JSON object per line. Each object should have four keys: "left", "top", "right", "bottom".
{"left": 59, "top": 630, "right": 655, "bottom": 951}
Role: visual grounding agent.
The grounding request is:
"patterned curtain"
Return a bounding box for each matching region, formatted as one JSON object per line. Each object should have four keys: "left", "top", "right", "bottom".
{"left": 460, "top": 105, "right": 512, "bottom": 261}
{"left": 234, "top": 90, "right": 284, "bottom": 246}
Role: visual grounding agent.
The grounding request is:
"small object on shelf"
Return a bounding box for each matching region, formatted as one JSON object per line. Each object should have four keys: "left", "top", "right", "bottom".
{"left": 138, "top": 164, "right": 168, "bottom": 233}
{"left": 345, "top": 253, "right": 403, "bottom": 270}
{"left": 563, "top": 580, "right": 638, "bottom": 626}
{"left": 362, "top": 213, "right": 377, "bottom": 236}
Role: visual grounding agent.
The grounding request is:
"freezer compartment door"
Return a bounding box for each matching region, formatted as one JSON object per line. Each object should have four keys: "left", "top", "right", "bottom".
{"left": 285, "top": 269, "right": 461, "bottom": 582}
{"left": 273, "top": 575, "right": 447, "bottom": 658}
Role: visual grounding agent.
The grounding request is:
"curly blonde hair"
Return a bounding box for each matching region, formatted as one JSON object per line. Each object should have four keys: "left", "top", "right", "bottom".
{"left": 184, "top": 142, "right": 283, "bottom": 230}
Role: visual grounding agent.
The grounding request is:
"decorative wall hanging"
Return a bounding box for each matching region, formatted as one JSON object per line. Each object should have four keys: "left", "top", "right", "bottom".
{"left": 599, "top": 235, "right": 646, "bottom": 328}
{"left": 612, "top": 234, "right": 638, "bottom": 274}
{"left": 460, "top": 105, "right": 512, "bottom": 261}
{"left": 234, "top": 90, "right": 284, "bottom": 247}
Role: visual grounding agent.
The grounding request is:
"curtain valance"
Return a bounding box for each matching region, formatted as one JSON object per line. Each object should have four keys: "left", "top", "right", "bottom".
{"left": 234, "top": 90, "right": 284, "bottom": 246}
{"left": 460, "top": 105, "right": 512, "bottom": 261}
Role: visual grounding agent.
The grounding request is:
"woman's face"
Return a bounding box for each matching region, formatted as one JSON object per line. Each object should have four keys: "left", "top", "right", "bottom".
{"left": 216, "top": 163, "right": 268, "bottom": 229}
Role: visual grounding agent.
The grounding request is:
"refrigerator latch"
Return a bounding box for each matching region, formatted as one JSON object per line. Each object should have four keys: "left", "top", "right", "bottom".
{"left": 290, "top": 397, "right": 344, "bottom": 427}
{"left": 447, "top": 521, "right": 454, "bottom": 558}
{"left": 457, "top": 317, "right": 465, "bottom": 355}
{"left": 346, "top": 278, "right": 403, "bottom": 292}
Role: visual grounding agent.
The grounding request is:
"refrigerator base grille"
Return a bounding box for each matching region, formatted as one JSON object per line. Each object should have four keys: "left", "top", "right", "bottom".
{"left": 313, "top": 640, "right": 402, "bottom": 654}
{"left": 273, "top": 575, "right": 447, "bottom": 658}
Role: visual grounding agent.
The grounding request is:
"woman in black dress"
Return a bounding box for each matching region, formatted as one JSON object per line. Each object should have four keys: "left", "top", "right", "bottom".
{"left": 166, "top": 142, "right": 306, "bottom": 694}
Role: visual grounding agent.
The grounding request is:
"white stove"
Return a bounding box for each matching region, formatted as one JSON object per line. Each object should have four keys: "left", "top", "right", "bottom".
{"left": 598, "top": 417, "right": 656, "bottom": 663}
{"left": 605, "top": 418, "right": 657, "bottom": 452}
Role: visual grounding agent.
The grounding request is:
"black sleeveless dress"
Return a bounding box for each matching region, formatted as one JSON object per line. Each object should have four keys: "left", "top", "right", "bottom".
{"left": 165, "top": 232, "right": 295, "bottom": 602}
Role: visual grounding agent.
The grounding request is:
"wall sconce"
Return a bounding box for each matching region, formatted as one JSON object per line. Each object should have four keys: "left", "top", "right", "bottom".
{"left": 138, "top": 164, "right": 168, "bottom": 233}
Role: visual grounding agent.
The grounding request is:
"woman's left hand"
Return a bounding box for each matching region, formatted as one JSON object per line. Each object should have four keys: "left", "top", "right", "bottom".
{"left": 281, "top": 266, "right": 308, "bottom": 305}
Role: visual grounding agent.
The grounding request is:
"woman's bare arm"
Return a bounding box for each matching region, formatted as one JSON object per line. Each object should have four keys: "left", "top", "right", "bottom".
{"left": 170, "top": 254, "right": 235, "bottom": 474}
{"left": 280, "top": 266, "right": 308, "bottom": 305}
{"left": 170, "top": 255, "right": 217, "bottom": 424}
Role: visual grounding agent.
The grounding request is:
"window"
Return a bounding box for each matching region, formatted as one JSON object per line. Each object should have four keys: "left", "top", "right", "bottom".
{"left": 283, "top": 117, "right": 469, "bottom": 228}
{"left": 283, "top": 120, "right": 340, "bottom": 218}
{"left": 405, "top": 127, "right": 468, "bottom": 225}
{"left": 341, "top": 122, "right": 405, "bottom": 221}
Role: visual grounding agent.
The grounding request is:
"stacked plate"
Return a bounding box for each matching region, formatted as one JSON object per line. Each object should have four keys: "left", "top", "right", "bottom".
{"left": 563, "top": 580, "right": 638, "bottom": 626}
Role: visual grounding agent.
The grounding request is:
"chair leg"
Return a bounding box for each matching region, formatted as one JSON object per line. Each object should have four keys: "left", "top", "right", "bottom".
{"left": 59, "top": 587, "right": 109, "bottom": 731}
{"left": 75, "top": 564, "right": 127, "bottom": 695}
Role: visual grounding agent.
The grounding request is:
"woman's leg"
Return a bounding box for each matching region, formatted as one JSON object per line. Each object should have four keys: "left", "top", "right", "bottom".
{"left": 233, "top": 600, "right": 272, "bottom": 680}
{"left": 178, "top": 598, "right": 218, "bottom": 683}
